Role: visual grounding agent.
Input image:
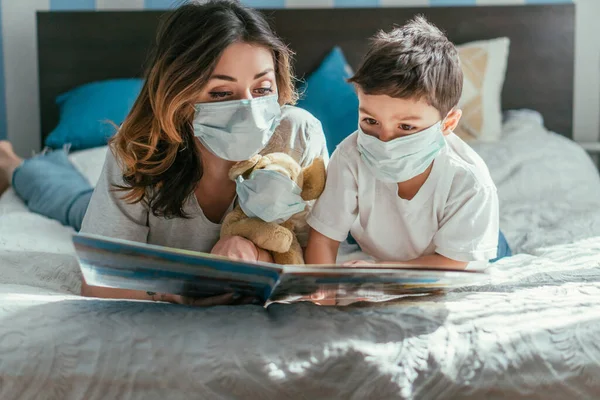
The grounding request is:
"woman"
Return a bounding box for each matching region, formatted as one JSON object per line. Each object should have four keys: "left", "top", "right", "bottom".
{"left": 0, "top": 0, "right": 327, "bottom": 305}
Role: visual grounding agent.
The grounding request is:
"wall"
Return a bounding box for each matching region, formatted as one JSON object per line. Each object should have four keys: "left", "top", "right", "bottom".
{"left": 0, "top": 0, "right": 593, "bottom": 157}
{"left": 574, "top": 0, "right": 600, "bottom": 144}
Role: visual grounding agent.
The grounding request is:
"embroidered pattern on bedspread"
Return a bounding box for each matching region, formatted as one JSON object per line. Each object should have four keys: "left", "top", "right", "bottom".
{"left": 1, "top": 110, "right": 600, "bottom": 399}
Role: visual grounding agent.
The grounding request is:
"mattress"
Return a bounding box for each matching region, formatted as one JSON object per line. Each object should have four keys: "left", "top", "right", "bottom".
{"left": 1, "top": 110, "right": 599, "bottom": 399}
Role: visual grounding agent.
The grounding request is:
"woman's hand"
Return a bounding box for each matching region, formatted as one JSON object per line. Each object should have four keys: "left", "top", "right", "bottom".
{"left": 148, "top": 292, "right": 253, "bottom": 306}
{"left": 211, "top": 235, "right": 274, "bottom": 263}
{"left": 146, "top": 292, "right": 233, "bottom": 307}
{"left": 135, "top": 236, "right": 269, "bottom": 306}
{"left": 141, "top": 236, "right": 270, "bottom": 306}
{"left": 81, "top": 282, "right": 257, "bottom": 306}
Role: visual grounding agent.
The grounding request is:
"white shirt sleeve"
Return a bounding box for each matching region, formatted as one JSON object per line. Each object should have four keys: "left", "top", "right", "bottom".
{"left": 306, "top": 148, "right": 358, "bottom": 242}
{"left": 300, "top": 116, "right": 330, "bottom": 168}
{"left": 433, "top": 184, "right": 499, "bottom": 262}
{"left": 291, "top": 115, "right": 330, "bottom": 247}
{"left": 80, "top": 149, "right": 150, "bottom": 243}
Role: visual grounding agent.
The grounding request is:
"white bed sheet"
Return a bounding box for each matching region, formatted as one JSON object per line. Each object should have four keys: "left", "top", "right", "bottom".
{"left": 471, "top": 110, "right": 600, "bottom": 254}
{"left": 1, "top": 110, "right": 600, "bottom": 399}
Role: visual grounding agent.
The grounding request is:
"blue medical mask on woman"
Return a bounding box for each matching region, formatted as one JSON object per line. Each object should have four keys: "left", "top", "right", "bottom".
{"left": 357, "top": 121, "right": 447, "bottom": 183}
{"left": 235, "top": 169, "right": 306, "bottom": 224}
{"left": 193, "top": 95, "right": 282, "bottom": 161}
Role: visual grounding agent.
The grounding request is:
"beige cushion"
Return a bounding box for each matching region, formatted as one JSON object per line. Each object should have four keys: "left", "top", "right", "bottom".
{"left": 455, "top": 37, "right": 510, "bottom": 142}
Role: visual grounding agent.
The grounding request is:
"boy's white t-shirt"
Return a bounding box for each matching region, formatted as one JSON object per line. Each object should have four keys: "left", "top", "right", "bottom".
{"left": 307, "top": 131, "right": 499, "bottom": 262}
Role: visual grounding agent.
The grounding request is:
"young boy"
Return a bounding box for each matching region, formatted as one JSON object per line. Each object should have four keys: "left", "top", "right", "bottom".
{"left": 305, "top": 16, "right": 500, "bottom": 269}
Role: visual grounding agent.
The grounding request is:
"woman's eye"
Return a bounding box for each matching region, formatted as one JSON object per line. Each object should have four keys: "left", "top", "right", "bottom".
{"left": 209, "top": 91, "right": 232, "bottom": 99}
{"left": 400, "top": 124, "right": 415, "bottom": 131}
{"left": 363, "top": 118, "right": 378, "bottom": 125}
{"left": 254, "top": 87, "right": 274, "bottom": 96}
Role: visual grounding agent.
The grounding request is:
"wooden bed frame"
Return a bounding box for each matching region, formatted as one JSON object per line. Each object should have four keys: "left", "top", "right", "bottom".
{"left": 36, "top": 4, "right": 575, "bottom": 145}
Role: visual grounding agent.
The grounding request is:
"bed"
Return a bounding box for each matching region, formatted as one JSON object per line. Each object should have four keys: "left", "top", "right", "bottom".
{"left": 3, "top": 4, "right": 600, "bottom": 399}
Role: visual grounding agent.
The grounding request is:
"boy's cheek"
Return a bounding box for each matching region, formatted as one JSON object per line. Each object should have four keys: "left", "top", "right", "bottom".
{"left": 357, "top": 121, "right": 377, "bottom": 137}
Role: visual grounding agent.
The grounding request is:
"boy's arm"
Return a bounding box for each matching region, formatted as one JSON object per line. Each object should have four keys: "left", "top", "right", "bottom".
{"left": 346, "top": 184, "right": 498, "bottom": 269}
{"left": 305, "top": 146, "right": 358, "bottom": 264}
{"left": 379, "top": 254, "right": 468, "bottom": 269}
{"left": 434, "top": 184, "right": 499, "bottom": 263}
{"left": 305, "top": 228, "right": 341, "bottom": 265}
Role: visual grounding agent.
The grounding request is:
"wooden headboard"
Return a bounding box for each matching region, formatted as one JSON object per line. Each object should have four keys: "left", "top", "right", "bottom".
{"left": 37, "top": 4, "right": 575, "bottom": 144}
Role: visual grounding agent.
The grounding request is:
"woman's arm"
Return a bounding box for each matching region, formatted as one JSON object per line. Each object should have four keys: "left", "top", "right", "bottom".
{"left": 80, "top": 148, "right": 149, "bottom": 241}
{"left": 80, "top": 283, "right": 240, "bottom": 305}
{"left": 79, "top": 149, "right": 154, "bottom": 300}
{"left": 80, "top": 235, "right": 264, "bottom": 305}
{"left": 78, "top": 150, "right": 244, "bottom": 305}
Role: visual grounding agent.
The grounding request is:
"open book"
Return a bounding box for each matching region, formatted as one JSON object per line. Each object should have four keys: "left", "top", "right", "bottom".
{"left": 73, "top": 233, "right": 488, "bottom": 306}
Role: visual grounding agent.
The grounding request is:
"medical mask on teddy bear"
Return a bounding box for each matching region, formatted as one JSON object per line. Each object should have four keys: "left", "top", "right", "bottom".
{"left": 235, "top": 169, "right": 306, "bottom": 224}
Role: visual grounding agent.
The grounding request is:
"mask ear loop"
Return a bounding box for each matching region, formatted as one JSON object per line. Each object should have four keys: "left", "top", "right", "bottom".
{"left": 439, "top": 108, "right": 451, "bottom": 132}
{"left": 439, "top": 118, "right": 448, "bottom": 135}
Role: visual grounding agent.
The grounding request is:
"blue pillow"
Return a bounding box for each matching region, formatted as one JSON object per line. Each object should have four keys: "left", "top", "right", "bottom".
{"left": 45, "top": 78, "right": 144, "bottom": 151}
{"left": 297, "top": 47, "right": 359, "bottom": 155}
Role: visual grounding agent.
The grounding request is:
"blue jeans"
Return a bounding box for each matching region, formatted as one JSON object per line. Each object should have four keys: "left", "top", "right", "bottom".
{"left": 12, "top": 149, "right": 93, "bottom": 231}
{"left": 490, "top": 231, "right": 512, "bottom": 262}
{"left": 346, "top": 231, "right": 512, "bottom": 262}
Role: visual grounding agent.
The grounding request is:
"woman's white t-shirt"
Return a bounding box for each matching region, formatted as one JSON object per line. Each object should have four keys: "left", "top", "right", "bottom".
{"left": 307, "top": 131, "right": 499, "bottom": 262}
{"left": 80, "top": 106, "right": 328, "bottom": 253}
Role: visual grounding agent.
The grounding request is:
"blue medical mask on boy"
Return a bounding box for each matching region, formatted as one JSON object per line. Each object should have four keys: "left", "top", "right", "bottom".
{"left": 235, "top": 169, "right": 306, "bottom": 224}
{"left": 193, "top": 95, "right": 282, "bottom": 162}
{"left": 357, "top": 121, "right": 447, "bottom": 183}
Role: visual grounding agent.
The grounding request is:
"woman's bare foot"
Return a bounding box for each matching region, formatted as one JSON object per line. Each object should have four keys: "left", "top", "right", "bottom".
{"left": 0, "top": 141, "right": 23, "bottom": 197}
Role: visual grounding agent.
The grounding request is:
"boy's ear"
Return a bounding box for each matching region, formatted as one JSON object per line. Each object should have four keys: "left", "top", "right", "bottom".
{"left": 442, "top": 109, "right": 462, "bottom": 136}
{"left": 300, "top": 157, "right": 327, "bottom": 201}
{"left": 228, "top": 154, "right": 262, "bottom": 181}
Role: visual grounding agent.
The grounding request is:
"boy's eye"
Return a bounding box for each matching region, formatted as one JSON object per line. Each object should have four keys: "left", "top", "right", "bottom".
{"left": 400, "top": 124, "right": 416, "bottom": 131}
{"left": 209, "top": 91, "right": 233, "bottom": 99}
{"left": 363, "top": 118, "right": 378, "bottom": 125}
{"left": 253, "top": 87, "right": 274, "bottom": 96}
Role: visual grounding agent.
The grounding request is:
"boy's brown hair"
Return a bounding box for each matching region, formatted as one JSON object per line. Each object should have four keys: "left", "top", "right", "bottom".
{"left": 348, "top": 16, "right": 462, "bottom": 118}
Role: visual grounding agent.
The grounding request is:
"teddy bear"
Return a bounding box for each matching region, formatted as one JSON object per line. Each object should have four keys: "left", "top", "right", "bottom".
{"left": 220, "top": 152, "right": 326, "bottom": 265}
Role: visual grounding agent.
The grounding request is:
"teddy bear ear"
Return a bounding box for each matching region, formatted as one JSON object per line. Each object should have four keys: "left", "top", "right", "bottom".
{"left": 228, "top": 154, "right": 262, "bottom": 181}
{"left": 253, "top": 154, "right": 275, "bottom": 171}
{"left": 300, "top": 157, "right": 327, "bottom": 201}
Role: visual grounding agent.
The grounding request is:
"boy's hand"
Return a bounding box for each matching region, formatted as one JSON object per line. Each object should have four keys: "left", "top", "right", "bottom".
{"left": 306, "top": 289, "right": 338, "bottom": 306}
{"left": 344, "top": 254, "right": 468, "bottom": 269}
{"left": 343, "top": 260, "right": 377, "bottom": 266}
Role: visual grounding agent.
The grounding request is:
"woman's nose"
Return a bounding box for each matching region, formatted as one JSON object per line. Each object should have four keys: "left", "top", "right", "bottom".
{"left": 240, "top": 90, "right": 253, "bottom": 100}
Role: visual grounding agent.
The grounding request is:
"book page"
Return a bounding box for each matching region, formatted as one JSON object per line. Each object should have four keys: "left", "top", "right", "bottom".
{"left": 268, "top": 265, "right": 487, "bottom": 305}
{"left": 73, "top": 233, "right": 283, "bottom": 304}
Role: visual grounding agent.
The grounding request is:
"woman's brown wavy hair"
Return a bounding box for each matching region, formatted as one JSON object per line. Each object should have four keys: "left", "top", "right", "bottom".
{"left": 111, "top": 0, "right": 297, "bottom": 218}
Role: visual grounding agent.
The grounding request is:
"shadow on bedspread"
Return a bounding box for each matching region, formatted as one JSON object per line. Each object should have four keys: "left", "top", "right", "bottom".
{"left": 1, "top": 280, "right": 599, "bottom": 400}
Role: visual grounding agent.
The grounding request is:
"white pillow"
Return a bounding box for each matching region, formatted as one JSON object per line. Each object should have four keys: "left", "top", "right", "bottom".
{"left": 68, "top": 145, "right": 109, "bottom": 187}
{"left": 455, "top": 37, "right": 510, "bottom": 142}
